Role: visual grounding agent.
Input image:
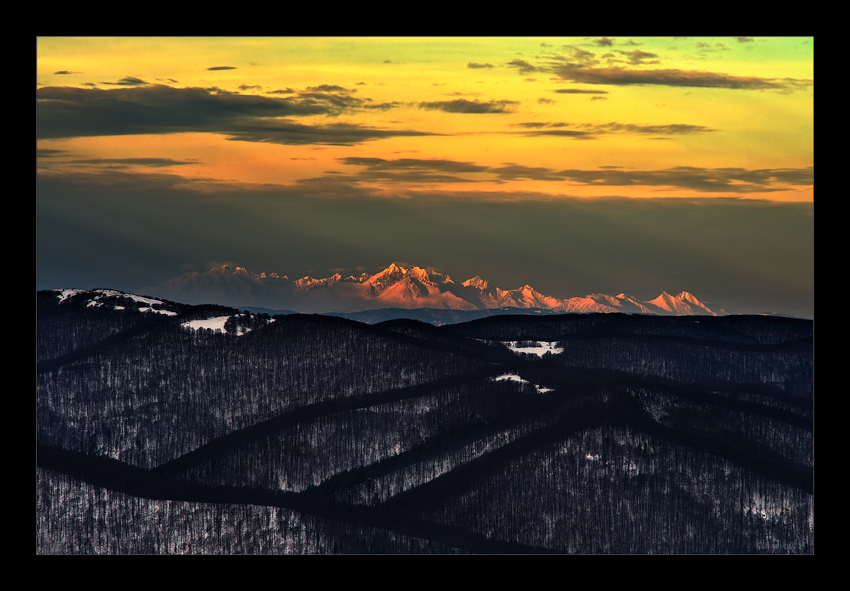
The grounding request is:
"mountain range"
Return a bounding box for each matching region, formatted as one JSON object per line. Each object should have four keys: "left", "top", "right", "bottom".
{"left": 140, "top": 263, "right": 726, "bottom": 317}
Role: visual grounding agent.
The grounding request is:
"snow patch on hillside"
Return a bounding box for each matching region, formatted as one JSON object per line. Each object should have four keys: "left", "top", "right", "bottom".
{"left": 180, "top": 315, "right": 265, "bottom": 335}
{"left": 181, "top": 316, "right": 231, "bottom": 333}
{"left": 56, "top": 288, "right": 85, "bottom": 302}
{"left": 492, "top": 373, "right": 554, "bottom": 394}
{"left": 504, "top": 340, "right": 563, "bottom": 358}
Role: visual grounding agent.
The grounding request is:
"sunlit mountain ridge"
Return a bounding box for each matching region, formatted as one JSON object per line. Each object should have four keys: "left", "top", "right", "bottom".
{"left": 138, "top": 263, "right": 726, "bottom": 316}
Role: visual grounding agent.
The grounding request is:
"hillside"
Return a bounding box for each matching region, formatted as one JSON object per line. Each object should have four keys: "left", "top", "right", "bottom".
{"left": 36, "top": 289, "right": 813, "bottom": 553}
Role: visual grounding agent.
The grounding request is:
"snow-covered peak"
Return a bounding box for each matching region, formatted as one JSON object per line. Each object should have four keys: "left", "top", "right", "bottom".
{"left": 463, "top": 276, "right": 489, "bottom": 290}
{"left": 647, "top": 291, "right": 715, "bottom": 316}
{"left": 139, "top": 262, "right": 725, "bottom": 316}
{"left": 259, "top": 271, "right": 287, "bottom": 280}
{"left": 678, "top": 291, "right": 700, "bottom": 303}
{"left": 294, "top": 276, "right": 318, "bottom": 288}
{"left": 409, "top": 266, "right": 430, "bottom": 281}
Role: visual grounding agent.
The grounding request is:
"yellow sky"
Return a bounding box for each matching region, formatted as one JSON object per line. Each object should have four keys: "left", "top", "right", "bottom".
{"left": 37, "top": 37, "right": 813, "bottom": 201}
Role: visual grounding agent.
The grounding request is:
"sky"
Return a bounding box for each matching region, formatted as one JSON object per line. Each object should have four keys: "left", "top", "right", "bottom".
{"left": 36, "top": 37, "right": 814, "bottom": 318}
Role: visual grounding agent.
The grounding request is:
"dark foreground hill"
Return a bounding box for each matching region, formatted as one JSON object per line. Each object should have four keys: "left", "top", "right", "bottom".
{"left": 36, "top": 289, "right": 814, "bottom": 554}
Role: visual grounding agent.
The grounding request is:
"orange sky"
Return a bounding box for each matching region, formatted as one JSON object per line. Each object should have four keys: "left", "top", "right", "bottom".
{"left": 36, "top": 37, "right": 814, "bottom": 317}
{"left": 37, "top": 37, "right": 813, "bottom": 201}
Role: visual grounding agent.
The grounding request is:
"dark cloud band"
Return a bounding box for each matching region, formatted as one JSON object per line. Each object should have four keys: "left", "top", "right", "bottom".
{"left": 36, "top": 85, "right": 431, "bottom": 145}
{"left": 551, "top": 65, "right": 812, "bottom": 92}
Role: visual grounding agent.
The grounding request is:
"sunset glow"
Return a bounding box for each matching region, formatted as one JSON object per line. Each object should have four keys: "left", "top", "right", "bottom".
{"left": 37, "top": 37, "right": 814, "bottom": 317}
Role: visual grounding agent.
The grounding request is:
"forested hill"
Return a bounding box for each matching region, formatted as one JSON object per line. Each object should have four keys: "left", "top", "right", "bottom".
{"left": 37, "top": 289, "right": 814, "bottom": 553}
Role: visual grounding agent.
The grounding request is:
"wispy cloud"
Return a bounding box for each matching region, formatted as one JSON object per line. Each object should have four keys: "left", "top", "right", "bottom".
{"left": 99, "top": 76, "right": 150, "bottom": 86}
{"left": 315, "top": 156, "right": 813, "bottom": 195}
{"left": 552, "top": 88, "right": 609, "bottom": 95}
{"left": 506, "top": 59, "right": 538, "bottom": 74}
{"left": 69, "top": 157, "right": 201, "bottom": 168}
{"left": 418, "top": 98, "right": 520, "bottom": 114}
{"left": 36, "top": 84, "right": 431, "bottom": 145}
{"left": 333, "top": 156, "right": 489, "bottom": 183}
{"left": 613, "top": 49, "right": 661, "bottom": 65}
{"left": 548, "top": 64, "right": 812, "bottom": 92}
{"left": 555, "top": 165, "right": 814, "bottom": 193}
{"left": 513, "top": 121, "right": 715, "bottom": 139}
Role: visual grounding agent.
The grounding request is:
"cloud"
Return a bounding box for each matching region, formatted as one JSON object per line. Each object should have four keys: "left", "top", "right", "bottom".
{"left": 518, "top": 128, "right": 595, "bottom": 138}
{"left": 594, "top": 37, "right": 614, "bottom": 46}
{"left": 299, "top": 156, "right": 810, "bottom": 196}
{"left": 549, "top": 64, "right": 812, "bottom": 92}
{"left": 54, "top": 70, "right": 78, "bottom": 75}
{"left": 584, "top": 122, "right": 714, "bottom": 135}
{"left": 552, "top": 88, "right": 609, "bottom": 94}
{"left": 553, "top": 46, "right": 599, "bottom": 67}
{"left": 418, "top": 98, "right": 520, "bottom": 114}
{"left": 506, "top": 59, "right": 537, "bottom": 74}
{"left": 737, "top": 37, "right": 754, "bottom": 43}
{"left": 513, "top": 121, "right": 714, "bottom": 139}
{"left": 36, "top": 84, "right": 431, "bottom": 145}
{"left": 37, "top": 148, "right": 67, "bottom": 158}
{"left": 223, "top": 119, "right": 434, "bottom": 146}
{"left": 332, "top": 156, "right": 490, "bottom": 184}
{"left": 554, "top": 166, "right": 814, "bottom": 193}
{"left": 207, "top": 66, "right": 237, "bottom": 70}
{"left": 100, "top": 76, "right": 150, "bottom": 86}
{"left": 614, "top": 49, "right": 660, "bottom": 65}
{"left": 467, "top": 62, "right": 494, "bottom": 69}
{"left": 490, "top": 163, "right": 568, "bottom": 182}
{"left": 306, "top": 84, "right": 353, "bottom": 93}
{"left": 69, "top": 157, "right": 201, "bottom": 168}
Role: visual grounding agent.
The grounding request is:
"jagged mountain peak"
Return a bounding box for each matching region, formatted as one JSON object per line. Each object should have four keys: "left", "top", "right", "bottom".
{"left": 139, "top": 262, "right": 724, "bottom": 316}
{"left": 648, "top": 291, "right": 715, "bottom": 316}
{"left": 463, "top": 276, "right": 489, "bottom": 290}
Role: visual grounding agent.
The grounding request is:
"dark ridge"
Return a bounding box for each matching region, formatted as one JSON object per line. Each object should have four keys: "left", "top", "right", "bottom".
{"left": 304, "top": 375, "right": 573, "bottom": 498}
{"left": 153, "top": 368, "right": 503, "bottom": 478}
{"left": 446, "top": 313, "right": 813, "bottom": 345}
{"left": 551, "top": 332, "right": 813, "bottom": 353}
{"left": 36, "top": 315, "right": 173, "bottom": 373}
{"left": 381, "top": 387, "right": 811, "bottom": 517}
{"left": 263, "top": 312, "right": 516, "bottom": 364}
{"left": 381, "top": 398, "right": 610, "bottom": 513}
{"left": 37, "top": 445, "right": 555, "bottom": 554}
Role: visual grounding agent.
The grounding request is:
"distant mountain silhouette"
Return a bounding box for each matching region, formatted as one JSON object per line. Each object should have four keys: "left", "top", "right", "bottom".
{"left": 140, "top": 263, "right": 726, "bottom": 315}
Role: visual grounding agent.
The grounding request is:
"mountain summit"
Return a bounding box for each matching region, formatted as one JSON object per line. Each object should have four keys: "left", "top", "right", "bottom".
{"left": 140, "top": 263, "right": 725, "bottom": 316}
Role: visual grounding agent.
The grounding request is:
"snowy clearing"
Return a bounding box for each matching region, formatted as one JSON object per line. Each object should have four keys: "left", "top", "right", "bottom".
{"left": 181, "top": 316, "right": 231, "bottom": 333}
{"left": 180, "top": 316, "right": 258, "bottom": 335}
{"left": 492, "top": 373, "right": 554, "bottom": 394}
{"left": 503, "top": 340, "right": 563, "bottom": 358}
